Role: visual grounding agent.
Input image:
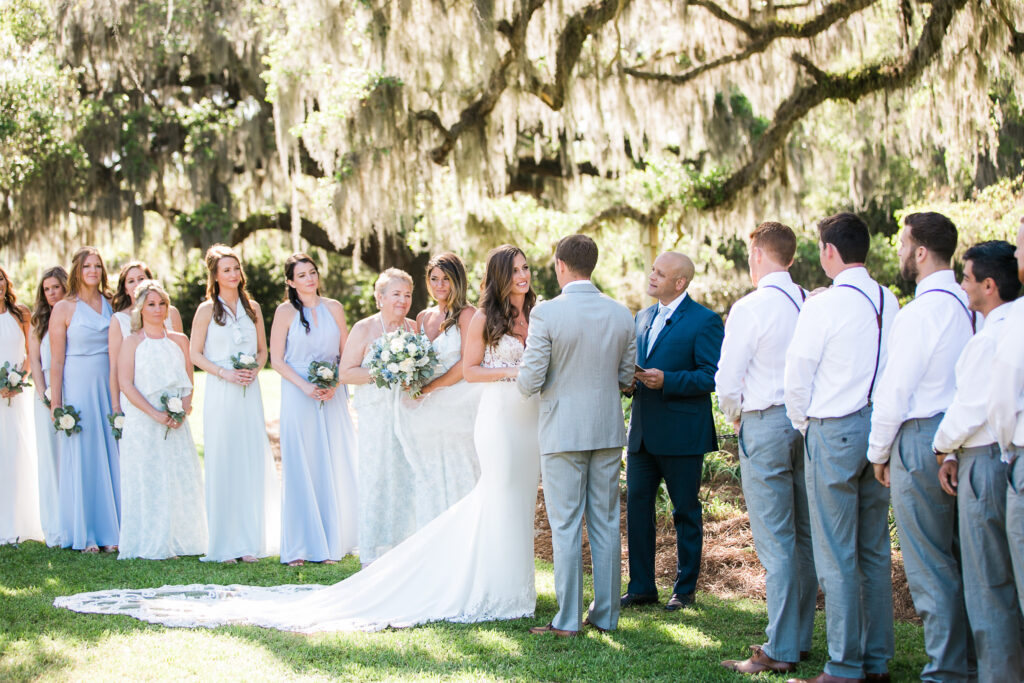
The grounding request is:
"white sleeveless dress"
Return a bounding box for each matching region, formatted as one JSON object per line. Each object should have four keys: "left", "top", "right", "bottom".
{"left": 53, "top": 334, "right": 541, "bottom": 632}
{"left": 35, "top": 330, "right": 64, "bottom": 546}
{"left": 0, "top": 309, "right": 43, "bottom": 544}
{"left": 117, "top": 333, "right": 208, "bottom": 559}
{"left": 394, "top": 324, "right": 482, "bottom": 528}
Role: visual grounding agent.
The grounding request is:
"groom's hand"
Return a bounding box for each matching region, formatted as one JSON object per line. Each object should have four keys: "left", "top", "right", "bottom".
{"left": 636, "top": 368, "right": 664, "bottom": 390}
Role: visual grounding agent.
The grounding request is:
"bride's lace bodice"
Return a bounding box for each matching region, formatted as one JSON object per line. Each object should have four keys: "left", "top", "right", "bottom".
{"left": 482, "top": 334, "right": 524, "bottom": 371}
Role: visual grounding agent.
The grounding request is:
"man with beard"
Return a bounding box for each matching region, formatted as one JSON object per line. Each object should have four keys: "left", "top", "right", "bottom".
{"left": 867, "top": 212, "right": 974, "bottom": 682}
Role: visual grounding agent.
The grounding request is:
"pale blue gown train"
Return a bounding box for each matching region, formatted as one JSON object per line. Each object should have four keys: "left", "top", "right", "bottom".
{"left": 278, "top": 301, "right": 358, "bottom": 563}
{"left": 58, "top": 298, "right": 120, "bottom": 549}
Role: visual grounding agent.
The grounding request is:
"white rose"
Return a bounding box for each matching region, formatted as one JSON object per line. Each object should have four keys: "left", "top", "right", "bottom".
{"left": 316, "top": 366, "right": 334, "bottom": 380}
{"left": 380, "top": 349, "right": 391, "bottom": 362}
{"left": 387, "top": 362, "right": 400, "bottom": 374}
{"left": 58, "top": 414, "right": 75, "bottom": 430}
{"left": 406, "top": 343, "right": 418, "bottom": 354}
{"left": 416, "top": 356, "right": 430, "bottom": 366}
{"left": 390, "top": 338, "right": 405, "bottom": 353}
{"left": 114, "top": 415, "right": 126, "bottom": 429}
{"left": 9, "top": 371, "right": 21, "bottom": 384}
{"left": 239, "top": 353, "right": 255, "bottom": 365}
{"left": 167, "top": 397, "right": 184, "bottom": 413}
{"left": 398, "top": 358, "right": 415, "bottom": 373}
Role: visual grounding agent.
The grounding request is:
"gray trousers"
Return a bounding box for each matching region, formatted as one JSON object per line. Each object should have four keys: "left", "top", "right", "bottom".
{"left": 738, "top": 405, "right": 817, "bottom": 663}
{"left": 805, "top": 406, "right": 894, "bottom": 679}
{"left": 891, "top": 415, "right": 970, "bottom": 682}
{"left": 1008, "top": 449, "right": 1024, "bottom": 620}
{"left": 540, "top": 447, "right": 622, "bottom": 632}
{"left": 958, "top": 444, "right": 1024, "bottom": 683}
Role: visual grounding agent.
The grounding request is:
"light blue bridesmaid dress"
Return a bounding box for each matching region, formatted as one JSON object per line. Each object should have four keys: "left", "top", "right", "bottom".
{"left": 35, "top": 330, "right": 64, "bottom": 546}
{"left": 278, "top": 301, "right": 358, "bottom": 563}
{"left": 58, "top": 298, "right": 120, "bottom": 549}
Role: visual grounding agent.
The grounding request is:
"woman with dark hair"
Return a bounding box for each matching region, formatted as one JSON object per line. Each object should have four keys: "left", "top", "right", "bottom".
{"left": 393, "top": 253, "right": 482, "bottom": 528}
{"left": 268, "top": 253, "right": 357, "bottom": 566}
{"left": 190, "top": 245, "right": 280, "bottom": 563}
{"left": 338, "top": 267, "right": 419, "bottom": 565}
{"left": 0, "top": 265, "right": 44, "bottom": 545}
{"left": 49, "top": 247, "right": 121, "bottom": 553}
{"left": 108, "top": 261, "right": 183, "bottom": 415}
{"left": 54, "top": 245, "right": 543, "bottom": 633}
{"left": 28, "top": 266, "right": 69, "bottom": 546}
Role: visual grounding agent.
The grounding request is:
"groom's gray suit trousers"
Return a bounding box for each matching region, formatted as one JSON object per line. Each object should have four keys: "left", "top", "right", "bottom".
{"left": 541, "top": 447, "right": 622, "bottom": 632}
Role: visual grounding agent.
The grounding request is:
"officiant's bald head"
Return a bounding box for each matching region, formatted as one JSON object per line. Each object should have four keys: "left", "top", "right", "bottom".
{"left": 648, "top": 251, "right": 695, "bottom": 304}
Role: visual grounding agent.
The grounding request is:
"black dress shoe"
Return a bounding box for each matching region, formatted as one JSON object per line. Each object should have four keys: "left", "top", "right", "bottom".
{"left": 619, "top": 592, "right": 659, "bottom": 607}
{"left": 664, "top": 592, "right": 695, "bottom": 611}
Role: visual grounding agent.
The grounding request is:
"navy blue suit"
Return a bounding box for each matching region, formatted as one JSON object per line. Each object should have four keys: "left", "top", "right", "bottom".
{"left": 625, "top": 295, "right": 724, "bottom": 597}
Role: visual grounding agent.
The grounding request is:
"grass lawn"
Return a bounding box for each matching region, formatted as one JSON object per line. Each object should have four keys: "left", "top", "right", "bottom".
{"left": 1, "top": 369, "right": 928, "bottom": 680}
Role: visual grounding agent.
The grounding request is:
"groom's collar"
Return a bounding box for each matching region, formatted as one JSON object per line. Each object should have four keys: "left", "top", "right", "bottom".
{"left": 561, "top": 280, "right": 596, "bottom": 295}
{"left": 561, "top": 279, "right": 592, "bottom": 291}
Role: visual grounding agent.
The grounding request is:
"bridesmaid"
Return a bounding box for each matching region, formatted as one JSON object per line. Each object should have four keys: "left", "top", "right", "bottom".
{"left": 190, "top": 245, "right": 280, "bottom": 563}
{"left": 108, "top": 261, "right": 183, "bottom": 416}
{"left": 339, "top": 268, "right": 419, "bottom": 565}
{"left": 269, "top": 253, "right": 358, "bottom": 566}
{"left": 27, "top": 266, "right": 69, "bottom": 546}
{"left": 0, "top": 265, "right": 44, "bottom": 544}
{"left": 117, "top": 280, "right": 207, "bottom": 559}
{"left": 49, "top": 247, "right": 120, "bottom": 553}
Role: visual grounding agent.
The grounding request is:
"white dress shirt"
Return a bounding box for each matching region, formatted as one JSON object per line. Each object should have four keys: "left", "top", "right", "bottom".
{"left": 932, "top": 302, "right": 1012, "bottom": 457}
{"left": 715, "top": 271, "right": 804, "bottom": 422}
{"left": 784, "top": 266, "right": 900, "bottom": 433}
{"left": 646, "top": 291, "right": 687, "bottom": 353}
{"left": 866, "top": 270, "right": 974, "bottom": 463}
{"left": 988, "top": 297, "right": 1024, "bottom": 458}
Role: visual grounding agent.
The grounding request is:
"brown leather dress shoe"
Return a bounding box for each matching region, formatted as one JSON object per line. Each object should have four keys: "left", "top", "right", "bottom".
{"left": 582, "top": 618, "right": 609, "bottom": 633}
{"left": 528, "top": 622, "right": 579, "bottom": 637}
{"left": 786, "top": 672, "right": 863, "bottom": 683}
{"left": 722, "top": 646, "right": 796, "bottom": 674}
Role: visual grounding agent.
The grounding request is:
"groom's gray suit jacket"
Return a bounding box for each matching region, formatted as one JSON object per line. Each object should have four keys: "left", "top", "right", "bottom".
{"left": 517, "top": 282, "right": 637, "bottom": 454}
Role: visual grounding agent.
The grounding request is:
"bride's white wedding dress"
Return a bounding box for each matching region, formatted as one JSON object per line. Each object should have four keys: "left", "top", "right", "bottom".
{"left": 53, "top": 334, "right": 540, "bottom": 633}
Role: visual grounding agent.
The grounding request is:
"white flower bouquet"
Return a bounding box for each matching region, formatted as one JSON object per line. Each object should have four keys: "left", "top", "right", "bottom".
{"left": 230, "top": 352, "right": 259, "bottom": 396}
{"left": 43, "top": 387, "right": 51, "bottom": 408}
{"left": 307, "top": 359, "right": 339, "bottom": 408}
{"left": 107, "top": 411, "right": 126, "bottom": 440}
{"left": 367, "top": 329, "right": 439, "bottom": 397}
{"left": 160, "top": 393, "right": 185, "bottom": 440}
{"left": 53, "top": 404, "right": 83, "bottom": 436}
{"left": 0, "top": 361, "right": 31, "bottom": 406}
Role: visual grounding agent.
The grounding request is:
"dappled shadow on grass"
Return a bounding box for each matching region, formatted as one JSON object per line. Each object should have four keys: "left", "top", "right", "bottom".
{"left": 0, "top": 542, "right": 927, "bottom": 682}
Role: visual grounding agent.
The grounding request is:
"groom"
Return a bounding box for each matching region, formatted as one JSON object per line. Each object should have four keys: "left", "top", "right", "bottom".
{"left": 518, "top": 234, "right": 637, "bottom": 636}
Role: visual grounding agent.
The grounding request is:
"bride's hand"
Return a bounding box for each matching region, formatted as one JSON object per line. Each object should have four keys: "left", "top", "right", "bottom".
{"left": 505, "top": 367, "right": 519, "bottom": 380}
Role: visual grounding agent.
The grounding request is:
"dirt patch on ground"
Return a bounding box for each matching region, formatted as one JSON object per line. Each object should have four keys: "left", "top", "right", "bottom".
{"left": 532, "top": 484, "right": 919, "bottom": 623}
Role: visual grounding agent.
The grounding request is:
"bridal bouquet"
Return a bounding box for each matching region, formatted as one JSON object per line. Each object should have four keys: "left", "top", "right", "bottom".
{"left": 367, "top": 329, "right": 439, "bottom": 397}
{"left": 0, "top": 361, "right": 31, "bottom": 406}
{"left": 160, "top": 393, "right": 185, "bottom": 439}
{"left": 307, "top": 359, "right": 339, "bottom": 408}
{"left": 107, "top": 411, "right": 125, "bottom": 440}
{"left": 230, "top": 352, "right": 259, "bottom": 397}
{"left": 53, "top": 405, "right": 83, "bottom": 436}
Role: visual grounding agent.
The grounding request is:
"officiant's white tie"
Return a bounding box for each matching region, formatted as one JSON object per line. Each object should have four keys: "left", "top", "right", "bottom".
{"left": 647, "top": 305, "right": 671, "bottom": 358}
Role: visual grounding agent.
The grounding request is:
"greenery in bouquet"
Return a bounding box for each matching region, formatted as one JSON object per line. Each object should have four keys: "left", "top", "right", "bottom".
{"left": 160, "top": 394, "right": 186, "bottom": 440}
{"left": 367, "top": 330, "right": 439, "bottom": 397}
{"left": 42, "top": 387, "right": 51, "bottom": 409}
{"left": 53, "top": 405, "right": 83, "bottom": 436}
{"left": 0, "top": 361, "right": 31, "bottom": 406}
{"left": 307, "top": 359, "right": 339, "bottom": 408}
{"left": 107, "top": 412, "right": 125, "bottom": 440}
{"left": 231, "top": 352, "right": 259, "bottom": 396}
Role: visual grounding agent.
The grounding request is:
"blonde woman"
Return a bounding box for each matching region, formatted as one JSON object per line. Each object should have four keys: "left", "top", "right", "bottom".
{"left": 190, "top": 245, "right": 280, "bottom": 563}
{"left": 116, "top": 280, "right": 207, "bottom": 559}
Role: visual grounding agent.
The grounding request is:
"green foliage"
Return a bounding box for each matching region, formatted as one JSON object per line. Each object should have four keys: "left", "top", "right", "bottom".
{"left": 174, "top": 203, "right": 235, "bottom": 247}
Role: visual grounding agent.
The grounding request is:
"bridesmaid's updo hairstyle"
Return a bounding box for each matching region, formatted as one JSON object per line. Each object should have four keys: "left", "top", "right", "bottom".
{"left": 373, "top": 268, "right": 414, "bottom": 307}
{"left": 425, "top": 253, "right": 469, "bottom": 333}
{"left": 31, "top": 265, "right": 69, "bottom": 340}
{"left": 0, "top": 265, "right": 26, "bottom": 323}
{"left": 284, "top": 252, "right": 319, "bottom": 334}
{"left": 479, "top": 244, "right": 535, "bottom": 347}
{"left": 67, "top": 246, "right": 112, "bottom": 299}
{"left": 111, "top": 260, "right": 155, "bottom": 312}
{"left": 205, "top": 244, "right": 257, "bottom": 326}
{"left": 129, "top": 280, "right": 170, "bottom": 333}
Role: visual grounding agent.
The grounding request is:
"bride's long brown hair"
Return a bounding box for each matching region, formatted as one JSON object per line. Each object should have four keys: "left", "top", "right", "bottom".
{"left": 479, "top": 245, "right": 535, "bottom": 347}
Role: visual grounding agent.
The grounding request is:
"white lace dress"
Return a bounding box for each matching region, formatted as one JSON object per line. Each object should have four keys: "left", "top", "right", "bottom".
{"left": 53, "top": 334, "right": 541, "bottom": 632}
{"left": 393, "top": 324, "right": 482, "bottom": 528}
{"left": 117, "top": 334, "right": 208, "bottom": 559}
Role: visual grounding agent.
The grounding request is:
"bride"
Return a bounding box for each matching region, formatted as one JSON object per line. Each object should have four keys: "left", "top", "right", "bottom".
{"left": 53, "top": 244, "right": 541, "bottom": 633}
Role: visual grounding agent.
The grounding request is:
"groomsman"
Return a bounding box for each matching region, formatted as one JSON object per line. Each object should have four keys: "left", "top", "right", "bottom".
{"left": 716, "top": 222, "right": 816, "bottom": 675}
{"left": 988, "top": 217, "right": 1024, "bottom": 618}
{"left": 784, "top": 212, "right": 898, "bottom": 683}
{"left": 623, "top": 252, "right": 724, "bottom": 611}
{"left": 866, "top": 212, "right": 973, "bottom": 682}
{"left": 933, "top": 240, "right": 1022, "bottom": 683}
